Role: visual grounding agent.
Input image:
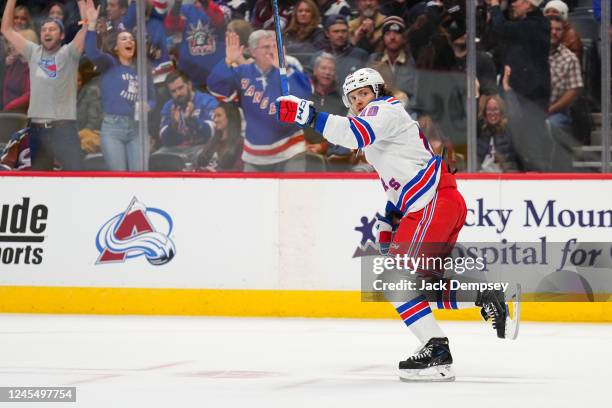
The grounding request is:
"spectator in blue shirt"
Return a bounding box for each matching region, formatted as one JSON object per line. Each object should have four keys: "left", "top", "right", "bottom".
{"left": 207, "top": 30, "right": 312, "bottom": 172}
{"left": 165, "top": 0, "right": 227, "bottom": 88}
{"left": 84, "top": 0, "right": 156, "bottom": 171}
{"left": 160, "top": 71, "right": 219, "bottom": 147}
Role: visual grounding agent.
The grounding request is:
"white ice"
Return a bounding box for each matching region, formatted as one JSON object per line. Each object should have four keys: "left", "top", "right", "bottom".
{"left": 0, "top": 314, "right": 610, "bottom": 408}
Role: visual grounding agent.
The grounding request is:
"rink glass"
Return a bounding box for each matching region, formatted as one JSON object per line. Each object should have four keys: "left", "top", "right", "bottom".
{"left": 0, "top": 1, "right": 609, "bottom": 173}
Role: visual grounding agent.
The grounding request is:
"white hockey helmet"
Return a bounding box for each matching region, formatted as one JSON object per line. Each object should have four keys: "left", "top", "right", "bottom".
{"left": 342, "top": 68, "right": 385, "bottom": 108}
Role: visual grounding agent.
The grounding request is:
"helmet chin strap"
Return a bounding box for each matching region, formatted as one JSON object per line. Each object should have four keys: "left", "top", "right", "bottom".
{"left": 371, "top": 85, "right": 380, "bottom": 99}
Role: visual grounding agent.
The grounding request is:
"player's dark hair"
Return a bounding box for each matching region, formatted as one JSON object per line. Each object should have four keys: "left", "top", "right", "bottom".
{"left": 377, "top": 84, "right": 393, "bottom": 98}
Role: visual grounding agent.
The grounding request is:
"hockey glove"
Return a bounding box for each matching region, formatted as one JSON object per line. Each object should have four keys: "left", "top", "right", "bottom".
{"left": 275, "top": 95, "right": 316, "bottom": 128}
{"left": 374, "top": 214, "right": 394, "bottom": 255}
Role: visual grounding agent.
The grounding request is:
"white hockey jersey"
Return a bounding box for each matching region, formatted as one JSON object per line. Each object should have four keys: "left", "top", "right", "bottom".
{"left": 313, "top": 96, "right": 441, "bottom": 214}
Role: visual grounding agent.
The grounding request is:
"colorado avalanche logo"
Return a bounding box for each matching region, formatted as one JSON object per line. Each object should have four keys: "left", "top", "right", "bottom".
{"left": 95, "top": 197, "right": 176, "bottom": 265}
{"left": 38, "top": 56, "right": 58, "bottom": 78}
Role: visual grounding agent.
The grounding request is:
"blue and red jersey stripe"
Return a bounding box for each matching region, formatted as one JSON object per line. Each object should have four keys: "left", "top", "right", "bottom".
{"left": 396, "top": 156, "right": 441, "bottom": 214}
{"left": 373, "top": 96, "right": 402, "bottom": 106}
{"left": 385, "top": 97, "right": 402, "bottom": 106}
{"left": 348, "top": 116, "right": 376, "bottom": 148}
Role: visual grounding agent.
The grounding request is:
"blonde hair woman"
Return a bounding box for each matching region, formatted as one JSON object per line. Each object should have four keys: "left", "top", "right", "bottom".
{"left": 477, "top": 94, "right": 519, "bottom": 172}
{"left": 284, "top": 0, "right": 328, "bottom": 66}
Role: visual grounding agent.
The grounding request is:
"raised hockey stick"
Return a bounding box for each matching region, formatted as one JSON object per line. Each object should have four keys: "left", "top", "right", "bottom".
{"left": 271, "top": 0, "right": 289, "bottom": 96}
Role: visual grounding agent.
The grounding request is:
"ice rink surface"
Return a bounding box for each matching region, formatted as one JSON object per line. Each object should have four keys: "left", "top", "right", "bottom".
{"left": 0, "top": 314, "right": 610, "bottom": 408}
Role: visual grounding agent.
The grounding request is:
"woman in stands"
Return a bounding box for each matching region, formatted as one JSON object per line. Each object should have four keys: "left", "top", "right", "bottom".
{"left": 83, "top": 0, "right": 155, "bottom": 171}
{"left": 47, "top": 2, "right": 66, "bottom": 22}
{"left": 12, "top": 5, "right": 33, "bottom": 30}
{"left": 477, "top": 94, "right": 520, "bottom": 172}
{"left": 198, "top": 102, "right": 243, "bottom": 172}
{"left": 284, "top": 0, "right": 328, "bottom": 66}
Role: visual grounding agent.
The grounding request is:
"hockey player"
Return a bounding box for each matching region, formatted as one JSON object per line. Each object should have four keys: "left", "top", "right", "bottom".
{"left": 276, "top": 68, "right": 517, "bottom": 382}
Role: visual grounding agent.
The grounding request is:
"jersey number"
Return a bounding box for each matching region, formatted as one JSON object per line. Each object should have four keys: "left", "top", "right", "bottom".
{"left": 359, "top": 106, "right": 379, "bottom": 117}
{"left": 381, "top": 178, "right": 401, "bottom": 192}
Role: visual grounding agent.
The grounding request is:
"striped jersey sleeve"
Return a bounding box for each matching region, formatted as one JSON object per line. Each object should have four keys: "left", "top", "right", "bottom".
{"left": 313, "top": 103, "right": 391, "bottom": 149}
{"left": 206, "top": 60, "right": 240, "bottom": 102}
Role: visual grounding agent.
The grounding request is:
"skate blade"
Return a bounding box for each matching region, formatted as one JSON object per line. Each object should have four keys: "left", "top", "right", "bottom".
{"left": 399, "top": 365, "right": 455, "bottom": 382}
{"left": 505, "top": 283, "right": 521, "bottom": 340}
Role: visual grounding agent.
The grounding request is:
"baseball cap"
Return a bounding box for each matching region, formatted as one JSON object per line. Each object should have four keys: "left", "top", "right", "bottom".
{"left": 324, "top": 14, "right": 348, "bottom": 30}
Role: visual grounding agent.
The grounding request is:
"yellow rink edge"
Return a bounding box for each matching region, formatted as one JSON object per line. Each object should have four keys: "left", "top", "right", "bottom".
{"left": 0, "top": 286, "right": 611, "bottom": 322}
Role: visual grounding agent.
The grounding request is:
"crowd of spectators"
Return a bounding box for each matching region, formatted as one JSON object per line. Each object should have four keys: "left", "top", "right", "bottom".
{"left": 0, "top": 0, "right": 604, "bottom": 172}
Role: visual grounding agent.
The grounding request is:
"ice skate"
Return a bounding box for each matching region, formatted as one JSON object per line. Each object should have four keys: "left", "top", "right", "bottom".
{"left": 477, "top": 284, "right": 521, "bottom": 340}
{"left": 398, "top": 337, "right": 455, "bottom": 382}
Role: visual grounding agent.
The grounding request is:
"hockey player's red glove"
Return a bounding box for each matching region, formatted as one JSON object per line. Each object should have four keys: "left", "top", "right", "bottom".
{"left": 275, "top": 96, "right": 316, "bottom": 128}
{"left": 374, "top": 214, "right": 394, "bottom": 255}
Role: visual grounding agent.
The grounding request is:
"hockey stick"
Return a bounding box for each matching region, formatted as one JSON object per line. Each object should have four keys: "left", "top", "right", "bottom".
{"left": 271, "top": 0, "right": 289, "bottom": 96}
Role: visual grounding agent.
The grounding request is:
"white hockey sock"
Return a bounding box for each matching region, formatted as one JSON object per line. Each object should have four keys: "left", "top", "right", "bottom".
{"left": 392, "top": 297, "right": 446, "bottom": 344}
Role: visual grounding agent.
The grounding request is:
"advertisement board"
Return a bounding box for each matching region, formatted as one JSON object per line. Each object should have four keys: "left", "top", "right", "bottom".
{"left": 0, "top": 173, "right": 610, "bottom": 321}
